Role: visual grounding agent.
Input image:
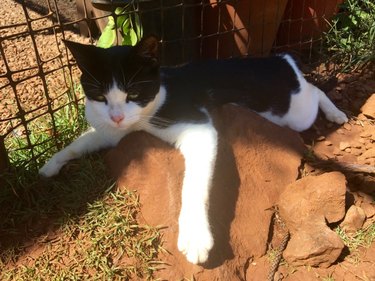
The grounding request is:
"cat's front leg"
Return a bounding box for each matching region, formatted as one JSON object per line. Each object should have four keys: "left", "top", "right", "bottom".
{"left": 39, "top": 127, "right": 116, "bottom": 177}
{"left": 174, "top": 123, "right": 218, "bottom": 264}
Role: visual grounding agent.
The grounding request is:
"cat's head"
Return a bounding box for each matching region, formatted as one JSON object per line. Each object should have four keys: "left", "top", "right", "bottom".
{"left": 64, "top": 36, "right": 162, "bottom": 130}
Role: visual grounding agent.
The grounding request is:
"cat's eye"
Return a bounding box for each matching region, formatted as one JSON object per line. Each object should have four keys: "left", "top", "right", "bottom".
{"left": 94, "top": 95, "right": 107, "bottom": 103}
{"left": 127, "top": 91, "right": 140, "bottom": 100}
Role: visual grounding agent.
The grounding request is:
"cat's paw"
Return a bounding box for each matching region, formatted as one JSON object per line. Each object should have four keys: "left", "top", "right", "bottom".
{"left": 39, "top": 156, "right": 65, "bottom": 177}
{"left": 325, "top": 109, "right": 348, "bottom": 124}
{"left": 177, "top": 216, "right": 213, "bottom": 264}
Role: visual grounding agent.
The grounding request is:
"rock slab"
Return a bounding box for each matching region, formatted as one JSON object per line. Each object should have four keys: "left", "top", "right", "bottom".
{"left": 278, "top": 172, "right": 347, "bottom": 267}
{"left": 105, "top": 105, "right": 306, "bottom": 280}
{"left": 361, "top": 93, "right": 375, "bottom": 119}
{"left": 340, "top": 205, "right": 366, "bottom": 234}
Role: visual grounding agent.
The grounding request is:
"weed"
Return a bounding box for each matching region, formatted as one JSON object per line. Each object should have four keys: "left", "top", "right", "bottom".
{"left": 324, "top": 0, "right": 375, "bottom": 71}
{"left": 336, "top": 222, "right": 375, "bottom": 252}
{"left": 321, "top": 273, "right": 335, "bottom": 281}
{"left": 4, "top": 84, "right": 86, "bottom": 170}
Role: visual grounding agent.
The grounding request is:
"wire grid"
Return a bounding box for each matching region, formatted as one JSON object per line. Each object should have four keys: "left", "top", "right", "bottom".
{"left": 0, "top": 0, "right": 341, "bottom": 171}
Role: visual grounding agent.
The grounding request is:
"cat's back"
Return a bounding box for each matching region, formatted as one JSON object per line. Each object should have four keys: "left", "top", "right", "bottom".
{"left": 162, "top": 54, "right": 298, "bottom": 81}
{"left": 160, "top": 54, "right": 301, "bottom": 109}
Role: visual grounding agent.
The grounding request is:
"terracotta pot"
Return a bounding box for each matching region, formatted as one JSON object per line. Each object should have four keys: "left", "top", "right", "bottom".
{"left": 275, "top": 0, "right": 343, "bottom": 50}
{"left": 202, "top": 0, "right": 288, "bottom": 58}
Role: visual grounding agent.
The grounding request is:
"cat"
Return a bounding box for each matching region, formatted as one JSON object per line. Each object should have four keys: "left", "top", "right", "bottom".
{"left": 39, "top": 35, "right": 348, "bottom": 265}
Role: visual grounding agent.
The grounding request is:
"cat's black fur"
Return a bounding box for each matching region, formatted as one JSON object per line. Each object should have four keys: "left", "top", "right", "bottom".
{"left": 157, "top": 57, "right": 300, "bottom": 126}
{"left": 65, "top": 38, "right": 301, "bottom": 128}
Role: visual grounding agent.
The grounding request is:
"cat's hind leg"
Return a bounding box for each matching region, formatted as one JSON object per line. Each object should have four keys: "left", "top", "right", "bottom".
{"left": 316, "top": 87, "right": 348, "bottom": 124}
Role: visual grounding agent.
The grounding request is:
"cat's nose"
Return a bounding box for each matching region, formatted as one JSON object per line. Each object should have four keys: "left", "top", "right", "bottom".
{"left": 111, "top": 114, "right": 124, "bottom": 124}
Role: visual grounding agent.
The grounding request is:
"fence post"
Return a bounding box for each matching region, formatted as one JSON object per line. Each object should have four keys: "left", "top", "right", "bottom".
{"left": 0, "top": 136, "right": 9, "bottom": 173}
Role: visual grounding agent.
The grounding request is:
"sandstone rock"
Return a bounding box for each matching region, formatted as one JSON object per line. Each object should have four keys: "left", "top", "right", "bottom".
{"left": 104, "top": 105, "right": 306, "bottom": 279}
{"left": 283, "top": 219, "right": 344, "bottom": 268}
{"left": 356, "top": 192, "right": 375, "bottom": 218}
{"left": 361, "top": 94, "right": 375, "bottom": 119}
{"left": 278, "top": 172, "right": 347, "bottom": 232}
{"left": 360, "top": 202, "right": 375, "bottom": 219}
{"left": 278, "top": 172, "right": 347, "bottom": 268}
{"left": 340, "top": 205, "right": 366, "bottom": 234}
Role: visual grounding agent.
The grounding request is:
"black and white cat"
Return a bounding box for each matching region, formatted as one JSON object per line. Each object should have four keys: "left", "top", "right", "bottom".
{"left": 39, "top": 35, "right": 348, "bottom": 264}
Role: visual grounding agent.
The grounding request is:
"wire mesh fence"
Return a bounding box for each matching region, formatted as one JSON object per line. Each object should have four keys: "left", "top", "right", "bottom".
{"left": 0, "top": 0, "right": 343, "bottom": 172}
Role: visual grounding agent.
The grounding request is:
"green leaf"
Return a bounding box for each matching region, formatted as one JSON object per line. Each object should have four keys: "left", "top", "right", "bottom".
{"left": 129, "top": 29, "right": 138, "bottom": 46}
{"left": 121, "top": 18, "right": 130, "bottom": 34}
{"left": 122, "top": 31, "right": 132, "bottom": 46}
{"left": 115, "top": 7, "right": 130, "bottom": 29}
{"left": 97, "top": 17, "right": 116, "bottom": 48}
{"left": 133, "top": 13, "right": 143, "bottom": 40}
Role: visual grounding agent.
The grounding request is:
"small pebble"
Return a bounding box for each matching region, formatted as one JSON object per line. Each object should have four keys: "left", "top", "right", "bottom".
{"left": 337, "top": 129, "right": 345, "bottom": 135}
{"left": 344, "top": 123, "right": 352, "bottom": 131}
{"left": 358, "top": 113, "right": 368, "bottom": 121}
{"left": 360, "top": 132, "right": 372, "bottom": 138}
{"left": 365, "top": 143, "right": 373, "bottom": 150}
{"left": 333, "top": 149, "right": 343, "bottom": 156}
{"left": 352, "top": 142, "right": 362, "bottom": 149}
{"left": 345, "top": 148, "right": 351, "bottom": 153}
{"left": 324, "top": 140, "right": 332, "bottom": 146}
{"left": 316, "top": 136, "right": 326, "bottom": 141}
{"left": 339, "top": 142, "right": 351, "bottom": 151}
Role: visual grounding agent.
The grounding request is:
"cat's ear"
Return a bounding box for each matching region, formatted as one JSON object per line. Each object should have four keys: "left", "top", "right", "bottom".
{"left": 135, "top": 35, "right": 159, "bottom": 62}
{"left": 63, "top": 40, "right": 101, "bottom": 72}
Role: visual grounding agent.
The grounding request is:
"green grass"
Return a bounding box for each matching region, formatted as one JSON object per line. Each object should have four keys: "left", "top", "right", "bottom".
{"left": 0, "top": 187, "right": 165, "bottom": 280}
{"left": 324, "top": 0, "right": 375, "bottom": 72}
{"left": 0, "top": 154, "right": 165, "bottom": 280}
{"left": 5, "top": 101, "right": 87, "bottom": 171}
{"left": 336, "top": 223, "right": 375, "bottom": 252}
{"left": 321, "top": 273, "right": 335, "bottom": 281}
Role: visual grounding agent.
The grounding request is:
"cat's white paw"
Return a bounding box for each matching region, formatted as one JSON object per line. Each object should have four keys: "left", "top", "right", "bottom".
{"left": 39, "top": 153, "right": 67, "bottom": 177}
{"left": 39, "top": 159, "right": 63, "bottom": 177}
{"left": 325, "top": 109, "right": 348, "bottom": 124}
{"left": 177, "top": 215, "right": 213, "bottom": 264}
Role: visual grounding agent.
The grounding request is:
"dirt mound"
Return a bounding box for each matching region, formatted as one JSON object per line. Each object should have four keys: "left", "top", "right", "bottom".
{"left": 105, "top": 105, "right": 307, "bottom": 279}
{"left": 104, "top": 66, "right": 375, "bottom": 280}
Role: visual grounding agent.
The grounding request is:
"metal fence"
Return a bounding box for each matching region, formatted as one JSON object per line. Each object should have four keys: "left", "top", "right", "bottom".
{"left": 0, "top": 0, "right": 342, "bottom": 171}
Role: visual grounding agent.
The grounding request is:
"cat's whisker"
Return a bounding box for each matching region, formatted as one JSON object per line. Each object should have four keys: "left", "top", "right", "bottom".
{"left": 127, "top": 66, "right": 144, "bottom": 86}
{"left": 120, "top": 67, "right": 127, "bottom": 85}
{"left": 127, "top": 80, "right": 154, "bottom": 88}
{"left": 80, "top": 65, "right": 101, "bottom": 84}
{"left": 138, "top": 115, "right": 175, "bottom": 127}
{"left": 81, "top": 82, "right": 101, "bottom": 89}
